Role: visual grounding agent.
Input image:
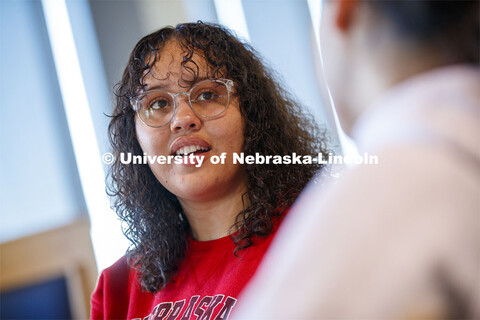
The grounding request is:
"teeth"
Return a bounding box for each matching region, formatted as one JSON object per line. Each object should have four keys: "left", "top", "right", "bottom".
{"left": 175, "top": 145, "right": 209, "bottom": 156}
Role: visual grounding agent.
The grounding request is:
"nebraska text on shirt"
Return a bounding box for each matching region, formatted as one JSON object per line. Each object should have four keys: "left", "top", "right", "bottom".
{"left": 134, "top": 294, "right": 237, "bottom": 320}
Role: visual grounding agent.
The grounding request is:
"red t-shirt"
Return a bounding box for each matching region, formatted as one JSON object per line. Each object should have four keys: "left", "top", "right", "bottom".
{"left": 90, "top": 226, "right": 280, "bottom": 320}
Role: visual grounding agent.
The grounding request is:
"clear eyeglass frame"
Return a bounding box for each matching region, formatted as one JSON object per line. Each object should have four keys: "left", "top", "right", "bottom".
{"left": 130, "top": 78, "right": 235, "bottom": 128}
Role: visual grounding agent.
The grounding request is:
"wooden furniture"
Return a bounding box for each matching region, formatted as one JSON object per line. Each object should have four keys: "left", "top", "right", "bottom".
{"left": 0, "top": 218, "right": 98, "bottom": 318}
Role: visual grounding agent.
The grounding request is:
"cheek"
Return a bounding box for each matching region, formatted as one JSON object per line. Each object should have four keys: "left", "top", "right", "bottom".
{"left": 135, "top": 117, "right": 149, "bottom": 151}
{"left": 218, "top": 113, "right": 245, "bottom": 151}
{"left": 135, "top": 124, "right": 171, "bottom": 184}
{"left": 135, "top": 119, "right": 170, "bottom": 155}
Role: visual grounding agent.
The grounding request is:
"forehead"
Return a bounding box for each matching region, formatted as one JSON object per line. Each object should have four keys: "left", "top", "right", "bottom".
{"left": 143, "top": 40, "right": 210, "bottom": 88}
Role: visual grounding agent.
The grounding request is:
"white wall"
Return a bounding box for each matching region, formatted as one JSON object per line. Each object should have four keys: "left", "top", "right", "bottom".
{"left": 0, "top": 0, "right": 86, "bottom": 242}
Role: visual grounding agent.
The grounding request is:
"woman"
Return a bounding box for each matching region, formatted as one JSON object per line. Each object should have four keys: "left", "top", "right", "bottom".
{"left": 91, "top": 22, "right": 327, "bottom": 319}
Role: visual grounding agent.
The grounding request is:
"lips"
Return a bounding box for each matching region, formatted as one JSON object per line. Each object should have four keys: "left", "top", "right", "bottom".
{"left": 170, "top": 136, "right": 212, "bottom": 156}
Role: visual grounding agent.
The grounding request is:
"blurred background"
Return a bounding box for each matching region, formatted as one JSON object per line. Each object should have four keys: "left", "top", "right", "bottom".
{"left": 0, "top": 0, "right": 344, "bottom": 318}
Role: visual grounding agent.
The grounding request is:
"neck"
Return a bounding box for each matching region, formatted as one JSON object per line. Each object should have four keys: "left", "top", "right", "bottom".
{"left": 350, "top": 43, "right": 449, "bottom": 126}
{"left": 179, "top": 183, "right": 248, "bottom": 241}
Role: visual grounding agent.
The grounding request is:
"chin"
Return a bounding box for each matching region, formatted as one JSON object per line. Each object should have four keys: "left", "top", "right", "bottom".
{"left": 166, "top": 169, "right": 225, "bottom": 202}
{"left": 174, "top": 187, "right": 212, "bottom": 202}
{"left": 167, "top": 172, "right": 209, "bottom": 197}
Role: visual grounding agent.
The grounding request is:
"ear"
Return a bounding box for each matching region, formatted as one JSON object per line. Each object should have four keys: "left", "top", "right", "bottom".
{"left": 336, "top": 0, "right": 358, "bottom": 31}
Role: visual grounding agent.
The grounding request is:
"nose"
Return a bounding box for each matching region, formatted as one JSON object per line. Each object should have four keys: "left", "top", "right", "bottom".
{"left": 170, "top": 96, "right": 201, "bottom": 133}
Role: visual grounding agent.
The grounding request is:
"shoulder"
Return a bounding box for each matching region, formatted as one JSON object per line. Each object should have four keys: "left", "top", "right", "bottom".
{"left": 95, "top": 256, "right": 131, "bottom": 293}
{"left": 102, "top": 255, "right": 130, "bottom": 280}
{"left": 90, "top": 256, "right": 132, "bottom": 319}
{"left": 287, "top": 142, "right": 479, "bottom": 251}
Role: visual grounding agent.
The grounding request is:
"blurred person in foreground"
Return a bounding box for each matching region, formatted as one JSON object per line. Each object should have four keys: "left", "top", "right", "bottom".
{"left": 233, "top": 0, "right": 479, "bottom": 319}
{"left": 90, "top": 22, "right": 326, "bottom": 319}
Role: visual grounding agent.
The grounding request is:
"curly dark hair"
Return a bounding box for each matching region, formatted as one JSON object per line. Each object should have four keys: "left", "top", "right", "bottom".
{"left": 107, "top": 21, "right": 328, "bottom": 293}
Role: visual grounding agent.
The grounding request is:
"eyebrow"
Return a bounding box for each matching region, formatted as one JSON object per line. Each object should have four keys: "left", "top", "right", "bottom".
{"left": 144, "top": 76, "right": 211, "bottom": 92}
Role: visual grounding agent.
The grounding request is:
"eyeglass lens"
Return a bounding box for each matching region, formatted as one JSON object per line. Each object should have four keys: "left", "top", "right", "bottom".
{"left": 136, "top": 80, "right": 230, "bottom": 127}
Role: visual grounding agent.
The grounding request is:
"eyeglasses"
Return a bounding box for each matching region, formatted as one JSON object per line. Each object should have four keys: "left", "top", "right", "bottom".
{"left": 131, "top": 78, "right": 234, "bottom": 128}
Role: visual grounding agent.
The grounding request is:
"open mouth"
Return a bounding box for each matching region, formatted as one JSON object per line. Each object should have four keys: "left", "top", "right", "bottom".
{"left": 174, "top": 145, "right": 212, "bottom": 156}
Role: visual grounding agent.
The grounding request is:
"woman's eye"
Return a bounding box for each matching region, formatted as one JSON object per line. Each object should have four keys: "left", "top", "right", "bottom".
{"left": 151, "top": 99, "right": 169, "bottom": 109}
{"left": 197, "top": 91, "right": 217, "bottom": 101}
